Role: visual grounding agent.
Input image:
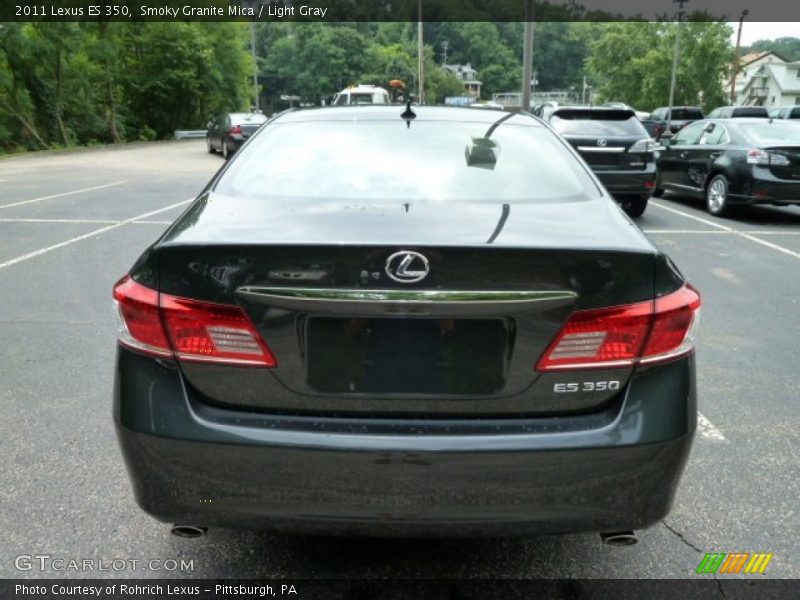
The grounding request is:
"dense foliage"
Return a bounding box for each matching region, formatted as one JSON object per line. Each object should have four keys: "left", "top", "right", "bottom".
{"left": 587, "top": 20, "right": 733, "bottom": 111}
{"left": 0, "top": 22, "right": 253, "bottom": 151}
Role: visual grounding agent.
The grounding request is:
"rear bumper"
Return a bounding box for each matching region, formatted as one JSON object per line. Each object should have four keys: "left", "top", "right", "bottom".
{"left": 730, "top": 173, "right": 800, "bottom": 205}
{"left": 596, "top": 165, "right": 656, "bottom": 197}
{"left": 114, "top": 347, "right": 696, "bottom": 537}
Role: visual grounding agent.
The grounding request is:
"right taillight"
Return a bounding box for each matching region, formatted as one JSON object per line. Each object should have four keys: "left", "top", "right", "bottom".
{"left": 112, "top": 275, "right": 276, "bottom": 367}
{"left": 639, "top": 283, "right": 701, "bottom": 364}
{"left": 536, "top": 283, "right": 701, "bottom": 372}
{"left": 747, "top": 149, "right": 790, "bottom": 166}
{"left": 629, "top": 138, "right": 656, "bottom": 153}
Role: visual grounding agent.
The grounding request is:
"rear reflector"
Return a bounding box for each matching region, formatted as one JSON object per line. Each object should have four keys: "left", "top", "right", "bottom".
{"left": 536, "top": 284, "right": 701, "bottom": 371}
{"left": 113, "top": 276, "right": 276, "bottom": 367}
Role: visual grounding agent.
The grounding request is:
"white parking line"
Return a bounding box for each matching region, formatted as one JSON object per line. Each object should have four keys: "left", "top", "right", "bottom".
{"left": 644, "top": 229, "right": 800, "bottom": 235}
{"left": 0, "top": 218, "right": 119, "bottom": 224}
{"left": 650, "top": 201, "right": 800, "bottom": 260}
{"left": 0, "top": 180, "right": 126, "bottom": 209}
{"left": 0, "top": 217, "right": 173, "bottom": 225}
{"left": 698, "top": 412, "right": 727, "bottom": 441}
{"left": 643, "top": 229, "right": 728, "bottom": 234}
{"left": 0, "top": 199, "right": 191, "bottom": 271}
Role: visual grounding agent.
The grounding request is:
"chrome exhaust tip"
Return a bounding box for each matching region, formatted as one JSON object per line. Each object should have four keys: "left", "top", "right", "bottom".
{"left": 600, "top": 531, "right": 638, "bottom": 546}
{"left": 170, "top": 525, "right": 207, "bottom": 539}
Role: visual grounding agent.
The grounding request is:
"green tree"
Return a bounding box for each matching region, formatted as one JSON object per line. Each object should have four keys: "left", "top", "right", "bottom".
{"left": 588, "top": 21, "right": 732, "bottom": 111}
{"left": 747, "top": 37, "right": 800, "bottom": 61}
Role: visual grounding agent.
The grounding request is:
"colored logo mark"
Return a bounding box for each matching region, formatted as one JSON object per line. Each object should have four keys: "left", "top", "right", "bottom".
{"left": 696, "top": 552, "right": 773, "bottom": 574}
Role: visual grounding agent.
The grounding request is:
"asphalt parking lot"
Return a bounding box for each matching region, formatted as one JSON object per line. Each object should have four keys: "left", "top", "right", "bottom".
{"left": 1, "top": 140, "right": 798, "bottom": 582}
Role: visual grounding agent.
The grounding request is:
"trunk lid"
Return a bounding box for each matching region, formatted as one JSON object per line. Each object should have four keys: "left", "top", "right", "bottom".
{"left": 155, "top": 193, "right": 657, "bottom": 417}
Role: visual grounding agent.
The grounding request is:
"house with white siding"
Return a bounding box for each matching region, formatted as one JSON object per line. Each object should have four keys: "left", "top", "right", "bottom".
{"left": 442, "top": 63, "right": 482, "bottom": 98}
{"left": 731, "top": 51, "right": 800, "bottom": 107}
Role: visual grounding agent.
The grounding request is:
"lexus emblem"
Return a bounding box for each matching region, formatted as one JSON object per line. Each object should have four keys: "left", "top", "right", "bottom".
{"left": 597, "top": 139, "right": 607, "bottom": 147}
{"left": 385, "top": 251, "right": 429, "bottom": 283}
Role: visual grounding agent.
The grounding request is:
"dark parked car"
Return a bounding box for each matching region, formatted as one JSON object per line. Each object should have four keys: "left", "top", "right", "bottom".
{"left": 655, "top": 118, "right": 800, "bottom": 216}
{"left": 706, "top": 106, "right": 768, "bottom": 119}
{"left": 548, "top": 107, "right": 656, "bottom": 217}
{"left": 114, "top": 106, "right": 701, "bottom": 540}
{"left": 206, "top": 112, "right": 267, "bottom": 159}
{"left": 649, "top": 106, "right": 705, "bottom": 140}
{"left": 769, "top": 106, "right": 800, "bottom": 120}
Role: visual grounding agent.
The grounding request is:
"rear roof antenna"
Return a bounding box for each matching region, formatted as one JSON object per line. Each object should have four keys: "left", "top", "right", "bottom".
{"left": 401, "top": 101, "right": 416, "bottom": 128}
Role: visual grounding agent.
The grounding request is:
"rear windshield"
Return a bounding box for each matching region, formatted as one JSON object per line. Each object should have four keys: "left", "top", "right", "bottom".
{"left": 732, "top": 108, "right": 767, "bottom": 118}
{"left": 669, "top": 108, "right": 704, "bottom": 120}
{"left": 550, "top": 113, "right": 646, "bottom": 136}
{"left": 738, "top": 121, "right": 800, "bottom": 145}
{"left": 215, "top": 119, "right": 598, "bottom": 203}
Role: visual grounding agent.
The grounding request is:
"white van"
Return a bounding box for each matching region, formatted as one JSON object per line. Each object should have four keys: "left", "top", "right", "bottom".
{"left": 332, "top": 85, "right": 390, "bottom": 106}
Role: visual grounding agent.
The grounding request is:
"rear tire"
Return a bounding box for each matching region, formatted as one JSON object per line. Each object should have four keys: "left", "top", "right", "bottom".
{"left": 221, "top": 138, "right": 229, "bottom": 160}
{"left": 620, "top": 195, "right": 649, "bottom": 218}
{"left": 706, "top": 174, "right": 730, "bottom": 217}
{"left": 206, "top": 137, "right": 215, "bottom": 154}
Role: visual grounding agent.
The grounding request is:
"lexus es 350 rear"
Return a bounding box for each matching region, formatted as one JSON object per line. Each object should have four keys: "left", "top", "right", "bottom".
{"left": 113, "top": 106, "right": 700, "bottom": 538}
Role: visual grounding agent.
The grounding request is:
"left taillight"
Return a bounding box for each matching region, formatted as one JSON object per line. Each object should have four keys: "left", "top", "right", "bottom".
{"left": 536, "top": 283, "right": 701, "bottom": 371}
{"left": 112, "top": 275, "right": 276, "bottom": 367}
{"left": 113, "top": 276, "right": 172, "bottom": 357}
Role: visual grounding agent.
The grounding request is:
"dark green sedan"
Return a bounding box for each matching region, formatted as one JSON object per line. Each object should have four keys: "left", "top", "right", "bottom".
{"left": 113, "top": 106, "right": 701, "bottom": 541}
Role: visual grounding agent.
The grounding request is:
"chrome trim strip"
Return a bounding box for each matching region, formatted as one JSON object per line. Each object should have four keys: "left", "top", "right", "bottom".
{"left": 538, "top": 358, "right": 636, "bottom": 371}
{"left": 237, "top": 287, "right": 577, "bottom": 316}
{"left": 577, "top": 146, "right": 626, "bottom": 153}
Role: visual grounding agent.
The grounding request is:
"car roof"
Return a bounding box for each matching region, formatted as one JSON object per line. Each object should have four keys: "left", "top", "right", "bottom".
{"left": 273, "top": 105, "right": 545, "bottom": 125}
{"left": 707, "top": 117, "right": 776, "bottom": 123}
{"left": 550, "top": 106, "right": 636, "bottom": 118}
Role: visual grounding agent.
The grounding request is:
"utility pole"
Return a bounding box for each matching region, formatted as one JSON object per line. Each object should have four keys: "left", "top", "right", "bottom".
{"left": 417, "top": 0, "right": 425, "bottom": 104}
{"left": 666, "top": 0, "right": 690, "bottom": 137}
{"left": 250, "top": 20, "right": 259, "bottom": 111}
{"left": 521, "top": 0, "right": 535, "bottom": 112}
{"left": 442, "top": 40, "right": 448, "bottom": 65}
{"left": 730, "top": 9, "right": 749, "bottom": 104}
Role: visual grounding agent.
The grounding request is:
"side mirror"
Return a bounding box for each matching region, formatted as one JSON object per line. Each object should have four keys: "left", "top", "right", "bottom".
{"left": 206, "top": 121, "right": 214, "bottom": 129}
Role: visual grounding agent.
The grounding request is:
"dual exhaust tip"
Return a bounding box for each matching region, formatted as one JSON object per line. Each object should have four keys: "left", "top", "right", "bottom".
{"left": 600, "top": 531, "right": 638, "bottom": 546}
{"left": 170, "top": 525, "right": 207, "bottom": 539}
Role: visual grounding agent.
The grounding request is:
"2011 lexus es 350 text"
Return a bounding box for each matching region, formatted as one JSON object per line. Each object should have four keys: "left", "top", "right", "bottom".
{"left": 113, "top": 106, "right": 701, "bottom": 540}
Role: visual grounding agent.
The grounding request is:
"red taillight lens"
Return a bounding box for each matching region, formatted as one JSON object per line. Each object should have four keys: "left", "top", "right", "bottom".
{"left": 112, "top": 276, "right": 276, "bottom": 367}
{"left": 113, "top": 276, "right": 171, "bottom": 357}
{"left": 228, "top": 125, "right": 242, "bottom": 135}
{"left": 536, "top": 284, "right": 701, "bottom": 371}
{"left": 160, "top": 295, "right": 276, "bottom": 367}
{"left": 536, "top": 302, "right": 652, "bottom": 371}
{"left": 640, "top": 283, "right": 701, "bottom": 363}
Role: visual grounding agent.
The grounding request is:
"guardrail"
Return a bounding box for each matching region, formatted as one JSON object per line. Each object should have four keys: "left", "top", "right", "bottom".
{"left": 173, "top": 130, "right": 207, "bottom": 140}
